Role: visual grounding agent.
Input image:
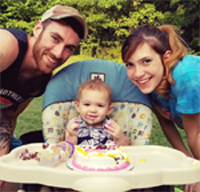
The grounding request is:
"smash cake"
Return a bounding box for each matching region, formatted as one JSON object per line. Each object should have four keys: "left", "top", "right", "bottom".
{"left": 68, "top": 141, "right": 133, "bottom": 171}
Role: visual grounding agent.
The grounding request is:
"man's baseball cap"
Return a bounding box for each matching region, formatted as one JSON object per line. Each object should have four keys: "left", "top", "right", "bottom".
{"left": 41, "top": 4, "right": 88, "bottom": 39}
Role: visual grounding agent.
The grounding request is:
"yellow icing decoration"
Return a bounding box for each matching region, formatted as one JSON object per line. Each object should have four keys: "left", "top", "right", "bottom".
{"left": 107, "top": 154, "right": 117, "bottom": 158}
{"left": 139, "top": 158, "right": 146, "bottom": 163}
{"left": 124, "top": 157, "right": 131, "bottom": 162}
{"left": 94, "top": 153, "right": 105, "bottom": 157}
{"left": 76, "top": 146, "right": 88, "bottom": 156}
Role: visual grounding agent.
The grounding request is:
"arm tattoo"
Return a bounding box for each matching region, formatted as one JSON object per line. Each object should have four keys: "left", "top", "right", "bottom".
{"left": 0, "top": 120, "right": 13, "bottom": 150}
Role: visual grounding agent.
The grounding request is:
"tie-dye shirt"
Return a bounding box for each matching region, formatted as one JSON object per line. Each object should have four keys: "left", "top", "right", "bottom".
{"left": 151, "top": 55, "right": 200, "bottom": 129}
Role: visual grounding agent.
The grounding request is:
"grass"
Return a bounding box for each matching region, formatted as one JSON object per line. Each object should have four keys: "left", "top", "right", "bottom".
{"left": 15, "top": 96, "right": 44, "bottom": 138}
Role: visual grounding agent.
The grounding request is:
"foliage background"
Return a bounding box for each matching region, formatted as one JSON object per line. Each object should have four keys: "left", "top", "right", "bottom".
{"left": 0, "top": 0, "right": 199, "bottom": 60}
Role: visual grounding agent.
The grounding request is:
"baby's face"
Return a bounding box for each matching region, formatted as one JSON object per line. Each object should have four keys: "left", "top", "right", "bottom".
{"left": 75, "top": 89, "right": 111, "bottom": 127}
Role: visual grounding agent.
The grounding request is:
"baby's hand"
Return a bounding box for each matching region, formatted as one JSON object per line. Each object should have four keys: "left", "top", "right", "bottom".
{"left": 66, "top": 117, "right": 80, "bottom": 136}
{"left": 105, "top": 119, "right": 128, "bottom": 145}
{"left": 105, "top": 119, "right": 123, "bottom": 139}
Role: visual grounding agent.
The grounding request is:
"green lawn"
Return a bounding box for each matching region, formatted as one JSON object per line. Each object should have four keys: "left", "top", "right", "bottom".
{"left": 15, "top": 96, "right": 44, "bottom": 138}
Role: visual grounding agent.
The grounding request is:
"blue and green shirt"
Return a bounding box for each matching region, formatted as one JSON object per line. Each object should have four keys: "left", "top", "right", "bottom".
{"left": 151, "top": 55, "right": 200, "bottom": 129}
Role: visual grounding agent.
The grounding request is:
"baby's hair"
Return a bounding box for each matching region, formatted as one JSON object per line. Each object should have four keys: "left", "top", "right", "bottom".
{"left": 76, "top": 79, "right": 113, "bottom": 104}
{"left": 122, "top": 24, "right": 189, "bottom": 98}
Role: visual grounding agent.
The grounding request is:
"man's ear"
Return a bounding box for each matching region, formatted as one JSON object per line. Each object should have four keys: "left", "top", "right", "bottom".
{"left": 33, "top": 21, "right": 43, "bottom": 38}
{"left": 74, "top": 101, "right": 80, "bottom": 113}
{"left": 106, "top": 104, "right": 114, "bottom": 116}
{"left": 163, "top": 50, "right": 172, "bottom": 61}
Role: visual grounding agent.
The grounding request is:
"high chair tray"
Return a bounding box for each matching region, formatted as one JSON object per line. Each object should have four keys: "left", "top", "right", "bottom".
{"left": 0, "top": 143, "right": 199, "bottom": 191}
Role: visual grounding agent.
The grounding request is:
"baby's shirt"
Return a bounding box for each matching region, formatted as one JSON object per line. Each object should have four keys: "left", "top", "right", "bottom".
{"left": 77, "top": 116, "right": 113, "bottom": 145}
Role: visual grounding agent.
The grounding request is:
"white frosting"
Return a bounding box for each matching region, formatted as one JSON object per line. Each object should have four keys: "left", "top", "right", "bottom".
{"left": 72, "top": 145, "right": 131, "bottom": 171}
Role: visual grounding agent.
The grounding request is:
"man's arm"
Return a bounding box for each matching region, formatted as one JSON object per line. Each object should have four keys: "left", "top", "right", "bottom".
{"left": 0, "top": 27, "right": 17, "bottom": 154}
{"left": 0, "top": 98, "right": 33, "bottom": 156}
{"left": 0, "top": 29, "right": 18, "bottom": 72}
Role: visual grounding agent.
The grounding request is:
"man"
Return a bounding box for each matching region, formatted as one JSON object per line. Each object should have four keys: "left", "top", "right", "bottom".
{"left": 0, "top": 4, "right": 87, "bottom": 191}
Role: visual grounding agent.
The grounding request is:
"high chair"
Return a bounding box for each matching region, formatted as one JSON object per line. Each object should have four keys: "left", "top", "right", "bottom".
{"left": 42, "top": 59, "right": 153, "bottom": 146}
{"left": 40, "top": 60, "right": 187, "bottom": 192}
{"left": 17, "top": 59, "right": 153, "bottom": 192}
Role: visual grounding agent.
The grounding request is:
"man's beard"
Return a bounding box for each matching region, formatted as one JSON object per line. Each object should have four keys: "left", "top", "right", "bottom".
{"left": 32, "top": 38, "right": 43, "bottom": 71}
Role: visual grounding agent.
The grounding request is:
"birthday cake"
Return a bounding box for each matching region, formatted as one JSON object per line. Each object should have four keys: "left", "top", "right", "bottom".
{"left": 69, "top": 142, "right": 133, "bottom": 171}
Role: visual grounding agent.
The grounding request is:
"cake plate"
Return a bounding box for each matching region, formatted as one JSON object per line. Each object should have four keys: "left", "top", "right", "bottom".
{"left": 0, "top": 143, "right": 199, "bottom": 192}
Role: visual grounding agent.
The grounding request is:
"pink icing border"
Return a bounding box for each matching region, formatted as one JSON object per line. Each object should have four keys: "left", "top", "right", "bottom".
{"left": 85, "top": 149, "right": 106, "bottom": 153}
{"left": 72, "top": 158, "right": 130, "bottom": 171}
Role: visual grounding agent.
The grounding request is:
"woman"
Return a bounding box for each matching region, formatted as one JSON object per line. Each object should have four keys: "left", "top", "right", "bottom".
{"left": 122, "top": 25, "right": 200, "bottom": 191}
{"left": 122, "top": 24, "right": 200, "bottom": 159}
{"left": 121, "top": 24, "right": 200, "bottom": 190}
{"left": 121, "top": 24, "right": 200, "bottom": 192}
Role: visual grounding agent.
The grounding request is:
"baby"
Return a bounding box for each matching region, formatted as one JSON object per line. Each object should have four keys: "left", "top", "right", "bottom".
{"left": 65, "top": 78, "right": 128, "bottom": 146}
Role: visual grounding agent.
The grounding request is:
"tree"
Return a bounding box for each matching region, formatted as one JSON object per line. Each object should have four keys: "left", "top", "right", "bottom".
{"left": 152, "top": 0, "right": 200, "bottom": 53}
{"left": 64, "top": 0, "right": 165, "bottom": 56}
{"left": 0, "top": 0, "right": 198, "bottom": 55}
{"left": 0, "top": 0, "right": 51, "bottom": 34}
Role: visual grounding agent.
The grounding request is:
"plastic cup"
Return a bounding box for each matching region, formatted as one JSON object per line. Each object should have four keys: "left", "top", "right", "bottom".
{"left": 38, "top": 141, "right": 75, "bottom": 167}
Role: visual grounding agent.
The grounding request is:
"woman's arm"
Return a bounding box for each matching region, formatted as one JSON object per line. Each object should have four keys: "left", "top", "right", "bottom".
{"left": 153, "top": 106, "right": 193, "bottom": 157}
{"left": 182, "top": 113, "right": 200, "bottom": 160}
